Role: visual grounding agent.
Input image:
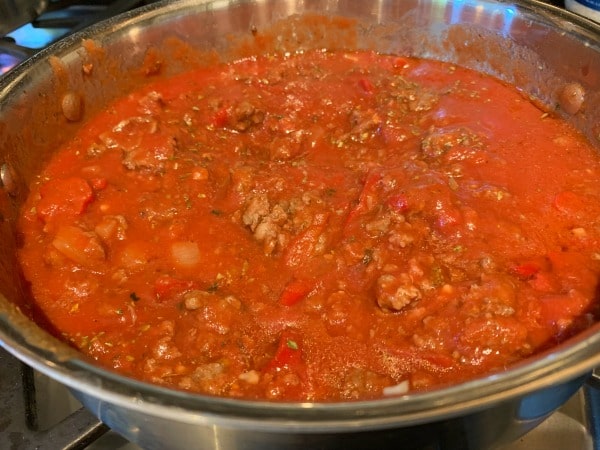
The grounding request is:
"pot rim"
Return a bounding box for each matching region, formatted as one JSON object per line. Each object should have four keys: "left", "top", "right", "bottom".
{"left": 3, "top": 311, "right": 600, "bottom": 430}
{"left": 1, "top": 0, "right": 600, "bottom": 431}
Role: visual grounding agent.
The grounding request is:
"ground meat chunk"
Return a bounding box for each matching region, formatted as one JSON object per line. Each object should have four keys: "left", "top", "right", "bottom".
{"left": 242, "top": 194, "right": 289, "bottom": 254}
{"left": 137, "top": 91, "right": 165, "bottom": 115}
{"left": 376, "top": 273, "right": 422, "bottom": 311}
{"left": 421, "top": 126, "right": 484, "bottom": 162}
{"left": 94, "top": 215, "right": 128, "bottom": 242}
{"left": 183, "top": 290, "right": 213, "bottom": 311}
{"left": 148, "top": 320, "right": 182, "bottom": 361}
{"left": 105, "top": 115, "right": 177, "bottom": 174}
{"left": 348, "top": 108, "right": 382, "bottom": 141}
{"left": 466, "top": 273, "right": 517, "bottom": 318}
{"left": 228, "top": 101, "right": 265, "bottom": 132}
{"left": 192, "top": 362, "right": 224, "bottom": 383}
{"left": 339, "top": 368, "right": 393, "bottom": 400}
{"left": 407, "top": 89, "right": 439, "bottom": 112}
{"left": 184, "top": 290, "right": 242, "bottom": 335}
{"left": 179, "top": 362, "right": 229, "bottom": 395}
{"left": 122, "top": 133, "right": 176, "bottom": 174}
{"left": 242, "top": 195, "right": 270, "bottom": 231}
{"left": 269, "top": 132, "right": 306, "bottom": 161}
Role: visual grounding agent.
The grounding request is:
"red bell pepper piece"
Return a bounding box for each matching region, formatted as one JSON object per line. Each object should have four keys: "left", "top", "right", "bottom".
{"left": 279, "top": 278, "right": 313, "bottom": 306}
{"left": 283, "top": 213, "right": 329, "bottom": 268}
{"left": 154, "top": 275, "right": 195, "bottom": 302}
{"left": 343, "top": 170, "right": 381, "bottom": 233}
{"left": 264, "top": 330, "right": 303, "bottom": 372}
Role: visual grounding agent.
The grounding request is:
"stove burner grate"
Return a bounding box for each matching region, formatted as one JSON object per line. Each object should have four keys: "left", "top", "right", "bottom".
{"left": 0, "top": 348, "right": 108, "bottom": 450}
{"left": 0, "top": 0, "right": 155, "bottom": 74}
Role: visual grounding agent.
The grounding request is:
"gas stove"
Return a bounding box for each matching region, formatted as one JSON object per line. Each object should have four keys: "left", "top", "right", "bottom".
{"left": 0, "top": 0, "right": 158, "bottom": 75}
{"left": 1, "top": 1, "right": 599, "bottom": 449}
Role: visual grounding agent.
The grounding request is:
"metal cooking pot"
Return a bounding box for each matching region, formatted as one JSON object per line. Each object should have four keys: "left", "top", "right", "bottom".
{"left": 1, "top": 0, "right": 600, "bottom": 449}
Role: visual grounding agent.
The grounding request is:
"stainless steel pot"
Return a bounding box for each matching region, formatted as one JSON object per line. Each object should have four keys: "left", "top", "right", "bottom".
{"left": 1, "top": 1, "right": 600, "bottom": 449}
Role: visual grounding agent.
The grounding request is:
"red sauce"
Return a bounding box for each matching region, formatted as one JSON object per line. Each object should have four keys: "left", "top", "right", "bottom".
{"left": 18, "top": 50, "right": 600, "bottom": 401}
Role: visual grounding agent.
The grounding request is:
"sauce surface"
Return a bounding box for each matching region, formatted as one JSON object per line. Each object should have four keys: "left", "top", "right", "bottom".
{"left": 18, "top": 50, "right": 600, "bottom": 401}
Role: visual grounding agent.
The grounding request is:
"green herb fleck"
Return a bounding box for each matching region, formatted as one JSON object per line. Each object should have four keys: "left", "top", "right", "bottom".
{"left": 287, "top": 339, "right": 298, "bottom": 350}
{"left": 211, "top": 209, "right": 223, "bottom": 216}
{"left": 207, "top": 281, "right": 219, "bottom": 293}
{"left": 129, "top": 292, "right": 140, "bottom": 302}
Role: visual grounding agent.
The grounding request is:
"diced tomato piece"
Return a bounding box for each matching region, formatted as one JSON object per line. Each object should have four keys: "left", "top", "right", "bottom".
{"left": 212, "top": 106, "right": 229, "bottom": 128}
{"left": 539, "top": 291, "right": 589, "bottom": 328}
{"left": 553, "top": 191, "right": 585, "bottom": 215}
{"left": 154, "top": 275, "right": 195, "bottom": 301}
{"left": 358, "top": 78, "right": 374, "bottom": 94}
{"left": 528, "top": 271, "right": 560, "bottom": 292}
{"left": 37, "top": 177, "right": 93, "bottom": 223}
{"left": 511, "top": 262, "right": 541, "bottom": 280}
{"left": 387, "top": 193, "right": 409, "bottom": 213}
{"left": 434, "top": 203, "right": 461, "bottom": 230}
{"left": 279, "top": 278, "right": 313, "bottom": 306}
{"left": 89, "top": 177, "right": 108, "bottom": 191}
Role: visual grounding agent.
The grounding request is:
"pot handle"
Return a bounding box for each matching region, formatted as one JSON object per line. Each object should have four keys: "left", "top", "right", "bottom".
{"left": 584, "top": 370, "right": 600, "bottom": 450}
{"left": 587, "top": 368, "right": 600, "bottom": 390}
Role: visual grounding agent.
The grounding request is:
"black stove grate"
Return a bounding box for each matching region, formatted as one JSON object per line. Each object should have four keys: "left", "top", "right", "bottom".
{"left": 0, "top": 0, "right": 156, "bottom": 74}
{"left": 0, "top": 348, "right": 108, "bottom": 450}
{"left": 33, "top": 0, "right": 155, "bottom": 33}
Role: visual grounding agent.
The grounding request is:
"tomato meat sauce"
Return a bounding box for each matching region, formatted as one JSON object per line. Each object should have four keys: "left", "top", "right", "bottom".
{"left": 18, "top": 50, "right": 600, "bottom": 401}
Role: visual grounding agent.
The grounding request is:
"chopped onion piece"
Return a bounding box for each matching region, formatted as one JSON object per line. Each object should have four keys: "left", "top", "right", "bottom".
{"left": 52, "top": 225, "right": 105, "bottom": 266}
{"left": 238, "top": 370, "right": 260, "bottom": 384}
{"left": 171, "top": 241, "right": 201, "bottom": 268}
{"left": 383, "top": 380, "right": 410, "bottom": 396}
{"left": 119, "top": 241, "right": 149, "bottom": 270}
